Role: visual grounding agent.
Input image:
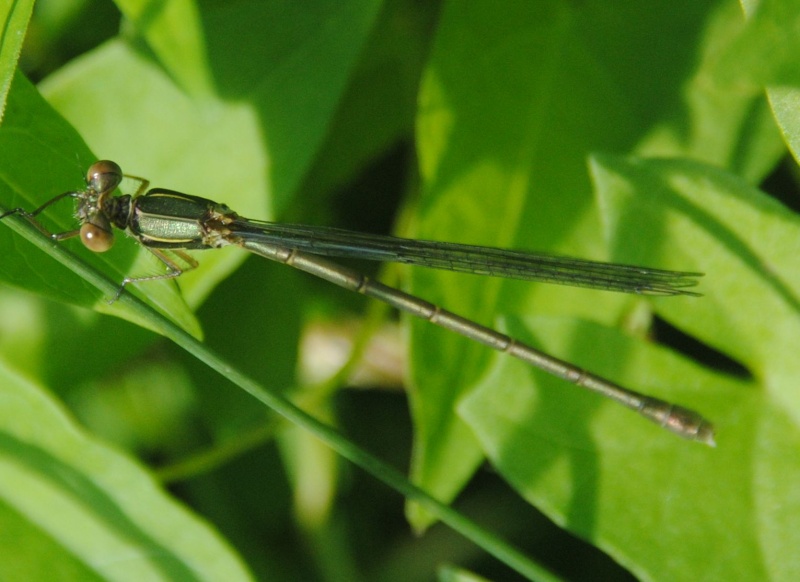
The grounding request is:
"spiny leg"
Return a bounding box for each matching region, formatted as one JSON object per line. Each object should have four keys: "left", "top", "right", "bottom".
{"left": 111, "top": 248, "right": 198, "bottom": 303}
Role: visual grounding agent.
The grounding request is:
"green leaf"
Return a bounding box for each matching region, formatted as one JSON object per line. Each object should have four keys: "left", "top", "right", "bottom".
{"left": 0, "top": 72, "right": 201, "bottom": 337}
{"left": 0, "top": 0, "right": 33, "bottom": 120}
{"left": 593, "top": 154, "right": 800, "bottom": 383}
{"left": 459, "top": 316, "right": 773, "bottom": 580}
{"left": 115, "top": 0, "right": 214, "bottom": 96}
{"left": 296, "top": 0, "right": 437, "bottom": 207}
{"left": 0, "top": 359, "right": 253, "bottom": 580}
{"left": 768, "top": 83, "right": 800, "bottom": 169}
{"left": 519, "top": 153, "right": 800, "bottom": 579}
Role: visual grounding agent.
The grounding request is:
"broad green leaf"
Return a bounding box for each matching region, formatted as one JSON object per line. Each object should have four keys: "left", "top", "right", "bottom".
{"left": 741, "top": 0, "right": 800, "bottom": 183}
{"left": 0, "top": 359, "right": 253, "bottom": 580}
{"left": 296, "top": 0, "right": 437, "bottom": 209}
{"left": 0, "top": 72, "right": 201, "bottom": 337}
{"left": 115, "top": 0, "right": 213, "bottom": 96}
{"left": 548, "top": 152, "right": 800, "bottom": 577}
{"left": 634, "top": 0, "right": 784, "bottom": 183}
{"left": 409, "top": 0, "right": 782, "bottom": 529}
{"left": 769, "top": 83, "right": 800, "bottom": 169}
{"left": 594, "top": 155, "right": 800, "bottom": 392}
{"left": 460, "top": 317, "right": 779, "bottom": 580}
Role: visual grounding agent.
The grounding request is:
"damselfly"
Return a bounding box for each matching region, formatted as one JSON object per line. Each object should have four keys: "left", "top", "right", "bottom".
{"left": 0, "top": 161, "right": 714, "bottom": 445}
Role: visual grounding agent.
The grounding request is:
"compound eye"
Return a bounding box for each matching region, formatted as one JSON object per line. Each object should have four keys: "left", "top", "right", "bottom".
{"left": 80, "top": 222, "right": 114, "bottom": 252}
{"left": 86, "top": 160, "right": 123, "bottom": 193}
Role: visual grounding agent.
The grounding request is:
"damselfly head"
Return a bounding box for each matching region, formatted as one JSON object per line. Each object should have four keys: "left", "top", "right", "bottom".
{"left": 74, "top": 161, "right": 123, "bottom": 252}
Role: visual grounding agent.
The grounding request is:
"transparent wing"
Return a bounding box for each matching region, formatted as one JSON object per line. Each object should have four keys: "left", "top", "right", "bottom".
{"left": 229, "top": 218, "right": 701, "bottom": 296}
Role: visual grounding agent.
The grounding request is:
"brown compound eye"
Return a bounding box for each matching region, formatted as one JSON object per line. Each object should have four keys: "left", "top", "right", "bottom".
{"left": 80, "top": 221, "right": 114, "bottom": 252}
{"left": 86, "top": 160, "right": 123, "bottom": 193}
